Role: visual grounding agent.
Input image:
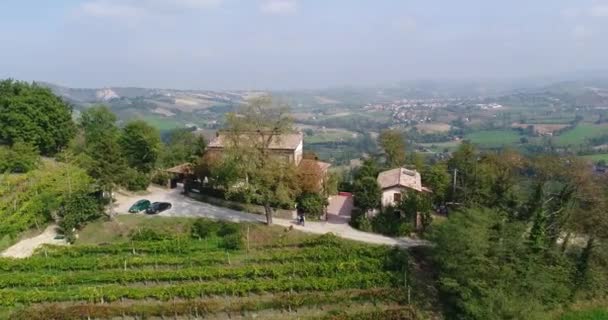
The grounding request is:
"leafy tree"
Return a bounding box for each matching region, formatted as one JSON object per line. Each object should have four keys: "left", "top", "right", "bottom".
{"left": 0, "top": 139, "right": 40, "bottom": 173}
{"left": 378, "top": 129, "right": 406, "bottom": 167}
{"left": 447, "top": 141, "right": 489, "bottom": 205}
{"left": 431, "top": 207, "right": 574, "bottom": 319}
{"left": 58, "top": 192, "right": 102, "bottom": 242}
{"left": 0, "top": 80, "right": 76, "bottom": 155}
{"left": 298, "top": 159, "right": 323, "bottom": 194}
{"left": 353, "top": 176, "right": 381, "bottom": 213}
{"left": 222, "top": 96, "right": 299, "bottom": 224}
{"left": 423, "top": 162, "right": 451, "bottom": 203}
{"left": 79, "top": 106, "right": 127, "bottom": 215}
{"left": 297, "top": 192, "right": 329, "bottom": 219}
{"left": 120, "top": 120, "right": 161, "bottom": 173}
{"left": 354, "top": 158, "right": 380, "bottom": 180}
{"left": 160, "top": 129, "right": 206, "bottom": 167}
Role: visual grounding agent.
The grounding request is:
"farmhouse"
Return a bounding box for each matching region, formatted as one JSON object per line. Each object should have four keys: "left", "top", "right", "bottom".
{"left": 206, "top": 131, "right": 304, "bottom": 165}
{"left": 377, "top": 167, "right": 430, "bottom": 207}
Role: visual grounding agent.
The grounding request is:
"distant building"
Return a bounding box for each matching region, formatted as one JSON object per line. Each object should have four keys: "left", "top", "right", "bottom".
{"left": 377, "top": 167, "right": 431, "bottom": 207}
{"left": 207, "top": 131, "right": 304, "bottom": 165}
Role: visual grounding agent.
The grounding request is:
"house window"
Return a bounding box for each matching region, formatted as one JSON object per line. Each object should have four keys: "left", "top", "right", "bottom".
{"left": 393, "top": 193, "right": 402, "bottom": 203}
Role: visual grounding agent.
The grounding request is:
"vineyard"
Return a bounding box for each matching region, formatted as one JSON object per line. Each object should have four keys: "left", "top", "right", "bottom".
{"left": 0, "top": 220, "right": 424, "bottom": 319}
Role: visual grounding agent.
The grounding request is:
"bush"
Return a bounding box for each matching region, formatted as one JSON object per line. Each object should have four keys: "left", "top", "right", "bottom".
{"left": 191, "top": 219, "right": 221, "bottom": 239}
{"left": 190, "top": 219, "right": 240, "bottom": 239}
{"left": 121, "top": 168, "right": 150, "bottom": 191}
{"left": 151, "top": 170, "right": 171, "bottom": 187}
{"left": 349, "top": 209, "right": 372, "bottom": 232}
{"left": 130, "top": 228, "right": 173, "bottom": 241}
{"left": 297, "top": 193, "right": 328, "bottom": 220}
{"left": 217, "top": 222, "right": 240, "bottom": 237}
{"left": 220, "top": 233, "right": 243, "bottom": 250}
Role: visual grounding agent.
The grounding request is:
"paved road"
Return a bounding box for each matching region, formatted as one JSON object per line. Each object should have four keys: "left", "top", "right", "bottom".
{"left": 115, "top": 187, "right": 430, "bottom": 248}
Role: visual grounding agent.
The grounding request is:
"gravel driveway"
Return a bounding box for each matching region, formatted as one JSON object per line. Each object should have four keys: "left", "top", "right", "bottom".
{"left": 115, "top": 187, "right": 430, "bottom": 248}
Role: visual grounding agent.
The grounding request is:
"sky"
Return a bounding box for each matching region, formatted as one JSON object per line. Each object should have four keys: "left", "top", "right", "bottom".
{"left": 0, "top": 0, "right": 607, "bottom": 90}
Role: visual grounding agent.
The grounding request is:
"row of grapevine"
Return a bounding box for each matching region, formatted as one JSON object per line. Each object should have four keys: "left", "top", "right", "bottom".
{"left": 0, "top": 273, "right": 395, "bottom": 305}
{"left": 0, "top": 260, "right": 383, "bottom": 288}
{"left": 11, "top": 288, "right": 405, "bottom": 320}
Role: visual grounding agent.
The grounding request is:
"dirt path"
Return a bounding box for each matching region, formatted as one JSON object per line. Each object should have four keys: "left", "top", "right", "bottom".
{"left": 116, "top": 188, "right": 430, "bottom": 248}
{"left": 1, "top": 224, "right": 67, "bottom": 259}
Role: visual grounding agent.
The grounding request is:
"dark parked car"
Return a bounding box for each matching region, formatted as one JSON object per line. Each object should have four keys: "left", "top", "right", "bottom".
{"left": 145, "top": 202, "right": 172, "bottom": 214}
{"left": 129, "top": 199, "right": 151, "bottom": 213}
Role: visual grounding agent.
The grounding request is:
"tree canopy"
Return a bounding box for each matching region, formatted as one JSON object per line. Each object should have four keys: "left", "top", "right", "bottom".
{"left": 0, "top": 80, "right": 75, "bottom": 155}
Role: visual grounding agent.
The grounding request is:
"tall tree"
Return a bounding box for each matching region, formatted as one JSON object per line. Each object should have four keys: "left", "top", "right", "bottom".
{"left": 0, "top": 80, "right": 76, "bottom": 155}
{"left": 222, "top": 96, "right": 299, "bottom": 225}
{"left": 160, "top": 129, "right": 207, "bottom": 167}
{"left": 120, "top": 120, "right": 161, "bottom": 173}
{"left": 79, "top": 106, "right": 127, "bottom": 216}
{"left": 378, "top": 129, "right": 406, "bottom": 167}
{"left": 353, "top": 176, "right": 382, "bottom": 214}
{"left": 423, "top": 162, "right": 451, "bottom": 203}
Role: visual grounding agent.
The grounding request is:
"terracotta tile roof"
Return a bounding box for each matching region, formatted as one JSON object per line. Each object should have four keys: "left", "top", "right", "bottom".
{"left": 299, "top": 159, "right": 331, "bottom": 172}
{"left": 377, "top": 167, "right": 423, "bottom": 191}
{"left": 207, "top": 131, "right": 303, "bottom": 150}
{"left": 166, "top": 163, "right": 193, "bottom": 175}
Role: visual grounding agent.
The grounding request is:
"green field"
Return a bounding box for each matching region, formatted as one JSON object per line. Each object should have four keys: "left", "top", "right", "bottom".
{"left": 464, "top": 130, "right": 522, "bottom": 148}
{"left": 420, "top": 141, "right": 461, "bottom": 153}
{"left": 305, "top": 130, "right": 356, "bottom": 144}
{"left": 140, "top": 116, "right": 184, "bottom": 131}
{"left": 581, "top": 153, "right": 608, "bottom": 163}
{"left": 0, "top": 217, "right": 417, "bottom": 319}
{"left": 553, "top": 124, "right": 608, "bottom": 146}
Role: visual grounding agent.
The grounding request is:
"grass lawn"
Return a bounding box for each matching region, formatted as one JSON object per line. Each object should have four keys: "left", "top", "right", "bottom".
{"left": 553, "top": 124, "right": 608, "bottom": 146}
{"left": 464, "top": 130, "right": 522, "bottom": 148}
{"left": 77, "top": 215, "right": 313, "bottom": 248}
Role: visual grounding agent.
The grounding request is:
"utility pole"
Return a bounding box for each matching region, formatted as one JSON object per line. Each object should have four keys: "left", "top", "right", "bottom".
{"left": 452, "top": 168, "right": 458, "bottom": 196}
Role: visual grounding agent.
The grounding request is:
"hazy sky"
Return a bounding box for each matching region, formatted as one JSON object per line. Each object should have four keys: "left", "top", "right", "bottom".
{"left": 1, "top": 0, "right": 607, "bottom": 90}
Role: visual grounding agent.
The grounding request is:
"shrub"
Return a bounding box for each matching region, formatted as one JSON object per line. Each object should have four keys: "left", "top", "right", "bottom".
{"left": 130, "top": 228, "right": 173, "bottom": 241}
{"left": 191, "top": 219, "right": 220, "bottom": 239}
{"left": 217, "top": 222, "right": 240, "bottom": 237}
{"left": 121, "top": 168, "right": 150, "bottom": 191}
{"left": 220, "top": 233, "right": 243, "bottom": 250}
{"left": 349, "top": 209, "right": 372, "bottom": 232}
{"left": 150, "top": 170, "right": 171, "bottom": 187}
{"left": 297, "top": 193, "right": 328, "bottom": 220}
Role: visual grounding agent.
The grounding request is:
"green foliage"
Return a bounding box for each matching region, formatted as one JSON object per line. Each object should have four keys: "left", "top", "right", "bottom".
{"left": 430, "top": 207, "right": 575, "bottom": 319}
{"left": 130, "top": 228, "right": 174, "bottom": 241}
{"left": 120, "top": 168, "right": 150, "bottom": 191}
{"left": 0, "top": 140, "right": 40, "bottom": 173}
{"left": 0, "top": 162, "right": 94, "bottom": 236}
{"left": 353, "top": 176, "right": 381, "bottom": 213}
{"left": 379, "top": 129, "right": 406, "bottom": 167}
{"left": 190, "top": 219, "right": 240, "bottom": 239}
{"left": 422, "top": 162, "right": 451, "bottom": 203}
{"left": 0, "top": 80, "right": 76, "bottom": 155}
{"left": 220, "top": 233, "right": 244, "bottom": 250}
{"left": 150, "top": 169, "right": 171, "bottom": 186}
{"left": 160, "top": 128, "right": 206, "bottom": 167}
{"left": 58, "top": 192, "right": 102, "bottom": 242}
{"left": 120, "top": 120, "right": 161, "bottom": 173}
{"left": 349, "top": 209, "right": 373, "bottom": 232}
{"left": 297, "top": 192, "right": 329, "bottom": 220}
{"left": 79, "top": 106, "right": 127, "bottom": 194}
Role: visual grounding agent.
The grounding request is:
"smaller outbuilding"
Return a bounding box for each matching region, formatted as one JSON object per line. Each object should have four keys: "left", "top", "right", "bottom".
{"left": 377, "top": 167, "right": 431, "bottom": 207}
